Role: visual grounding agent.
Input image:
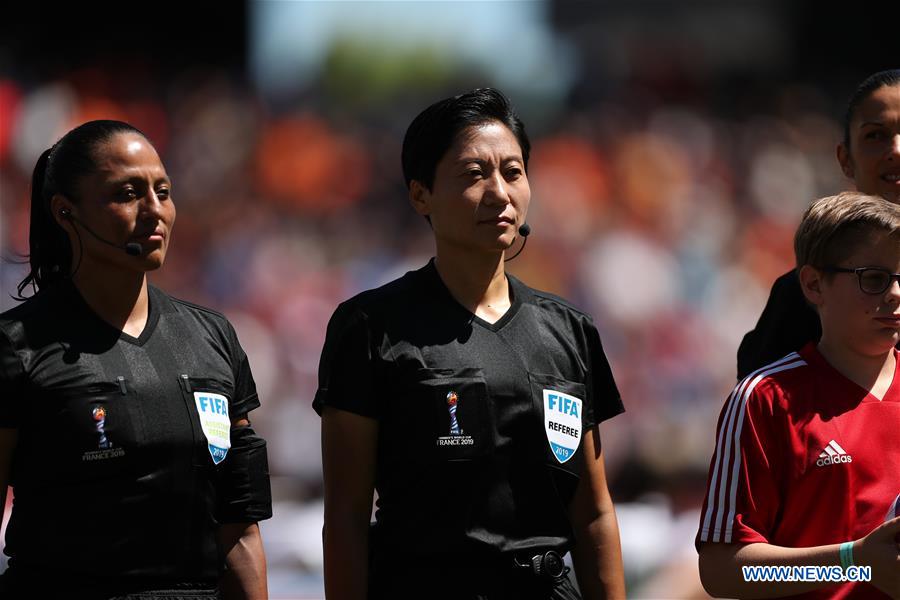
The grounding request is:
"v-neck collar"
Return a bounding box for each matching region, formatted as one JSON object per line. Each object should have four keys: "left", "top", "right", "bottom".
{"left": 64, "top": 280, "right": 160, "bottom": 347}
{"left": 801, "top": 342, "right": 900, "bottom": 404}
{"left": 422, "top": 258, "right": 523, "bottom": 333}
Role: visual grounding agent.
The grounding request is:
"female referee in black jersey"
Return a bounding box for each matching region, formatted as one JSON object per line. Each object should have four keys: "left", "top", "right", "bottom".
{"left": 316, "top": 89, "right": 626, "bottom": 599}
{"left": 0, "top": 120, "right": 271, "bottom": 599}
{"left": 738, "top": 69, "right": 900, "bottom": 378}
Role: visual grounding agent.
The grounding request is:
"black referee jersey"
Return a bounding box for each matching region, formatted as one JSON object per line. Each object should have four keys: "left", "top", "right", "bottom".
{"left": 314, "top": 259, "right": 624, "bottom": 583}
{"left": 0, "top": 280, "right": 272, "bottom": 593}
{"left": 737, "top": 269, "right": 822, "bottom": 380}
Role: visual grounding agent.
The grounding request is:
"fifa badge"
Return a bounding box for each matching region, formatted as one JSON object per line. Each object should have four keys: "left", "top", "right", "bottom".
{"left": 543, "top": 389, "right": 582, "bottom": 464}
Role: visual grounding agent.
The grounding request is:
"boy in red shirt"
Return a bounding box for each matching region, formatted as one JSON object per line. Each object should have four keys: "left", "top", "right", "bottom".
{"left": 698, "top": 192, "right": 900, "bottom": 599}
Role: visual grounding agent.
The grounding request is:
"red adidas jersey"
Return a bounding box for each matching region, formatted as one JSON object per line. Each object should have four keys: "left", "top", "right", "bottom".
{"left": 698, "top": 343, "right": 900, "bottom": 599}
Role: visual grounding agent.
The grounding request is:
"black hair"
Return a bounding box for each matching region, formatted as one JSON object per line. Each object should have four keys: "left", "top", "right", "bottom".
{"left": 16, "top": 119, "right": 147, "bottom": 299}
{"left": 843, "top": 69, "right": 900, "bottom": 150}
{"left": 401, "top": 87, "right": 530, "bottom": 191}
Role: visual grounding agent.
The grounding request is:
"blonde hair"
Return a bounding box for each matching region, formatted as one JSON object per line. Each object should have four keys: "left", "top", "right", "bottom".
{"left": 795, "top": 191, "right": 900, "bottom": 271}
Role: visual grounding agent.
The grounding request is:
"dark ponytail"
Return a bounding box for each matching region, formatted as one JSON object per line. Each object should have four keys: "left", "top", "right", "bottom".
{"left": 15, "top": 120, "right": 148, "bottom": 299}
{"left": 17, "top": 148, "right": 71, "bottom": 297}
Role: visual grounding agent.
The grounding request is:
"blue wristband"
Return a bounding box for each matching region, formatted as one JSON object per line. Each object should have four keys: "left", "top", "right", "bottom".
{"left": 839, "top": 541, "right": 854, "bottom": 570}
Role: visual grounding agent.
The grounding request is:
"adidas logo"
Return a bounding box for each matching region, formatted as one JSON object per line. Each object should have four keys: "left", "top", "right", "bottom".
{"left": 816, "top": 439, "right": 852, "bottom": 467}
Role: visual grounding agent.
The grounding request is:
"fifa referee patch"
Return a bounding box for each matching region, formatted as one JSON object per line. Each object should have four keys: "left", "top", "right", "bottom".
{"left": 543, "top": 389, "right": 582, "bottom": 464}
{"left": 194, "top": 392, "right": 231, "bottom": 464}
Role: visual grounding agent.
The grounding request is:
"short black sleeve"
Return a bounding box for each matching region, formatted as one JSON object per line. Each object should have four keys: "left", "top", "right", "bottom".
{"left": 736, "top": 270, "right": 821, "bottom": 380}
{"left": 216, "top": 320, "right": 271, "bottom": 523}
{"left": 226, "top": 322, "right": 260, "bottom": 417}
{"left": 584, "top": 318, "right": 625, "bottom": 426}
{"left": 0, "top": 328, "right": 25, "bottom": 428}
{"left": 215, "top": 424, "right": 273, "bottom": 523}
{"left": 313, "top": 301, "right": 380, "bottom": 418}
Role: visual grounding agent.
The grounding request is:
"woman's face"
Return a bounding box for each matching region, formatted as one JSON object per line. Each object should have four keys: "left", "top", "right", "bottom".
{"left": 411, "top": 121, "right": 530, "bottom": 255}
{"left": 838, "top": 83, "right": 900, "bottom": 204}
{"left": 57, "top": 132, "right": 175, "bottom": 274}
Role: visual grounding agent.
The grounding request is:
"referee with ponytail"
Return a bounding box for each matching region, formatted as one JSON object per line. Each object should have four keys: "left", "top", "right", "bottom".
{"left": 0, "top": 120, "right": 271, "bottom": 599}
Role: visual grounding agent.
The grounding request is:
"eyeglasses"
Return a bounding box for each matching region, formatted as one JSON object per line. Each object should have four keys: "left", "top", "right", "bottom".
{"left": 823, "top": 266, "right": 900, "bottom": 295}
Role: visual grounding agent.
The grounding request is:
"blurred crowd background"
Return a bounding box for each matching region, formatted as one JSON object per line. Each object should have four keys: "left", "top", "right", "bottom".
{"left": 1, "top": 2, "right": 896, "bottom": 598}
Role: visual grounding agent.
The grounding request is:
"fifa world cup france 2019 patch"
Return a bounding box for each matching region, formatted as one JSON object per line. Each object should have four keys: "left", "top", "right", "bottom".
{"left": 543, "top": 389, "right": 582, "bottom": 464}
{"left": 436, "top": 390, "right": 475, "bottom": 447}
{"left": 193, "top": 392, "right": 231, "bottom": 465}
{"left": 81, "top": 404, "right": 126, "bottom": 461}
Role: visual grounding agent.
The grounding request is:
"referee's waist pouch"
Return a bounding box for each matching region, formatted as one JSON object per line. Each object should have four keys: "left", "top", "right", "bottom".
{"left": 369, "top": 530, "right": 571, "bottom": 598}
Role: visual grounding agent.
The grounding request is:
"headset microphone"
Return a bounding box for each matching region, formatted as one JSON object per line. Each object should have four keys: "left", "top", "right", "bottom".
{"left": 60, "top": 209, "right": 144, "bottom": 257}
{"left": 505, "top": 222, "right": 531, "bottom": 262}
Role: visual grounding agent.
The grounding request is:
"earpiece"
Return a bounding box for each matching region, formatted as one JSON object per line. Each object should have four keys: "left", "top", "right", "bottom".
{"left": 506, "top": 222, "right": 532, "bottom": 262}
{"left": 56, "top": 208, "right": 144, "bottom": 257}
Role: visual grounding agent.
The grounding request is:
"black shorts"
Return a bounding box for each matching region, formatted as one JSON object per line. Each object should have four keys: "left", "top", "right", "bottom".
{"left": 369, "top": 561, "right": 582, "bottom": 600}
{"left": 371, "top": 576, "right": 581, "bottom": 600}
{"left": 0, "top": 570, "right": 219, "bottom": 600}
{"left": 108, "top": 589, "right": 220, "bottom": 600}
